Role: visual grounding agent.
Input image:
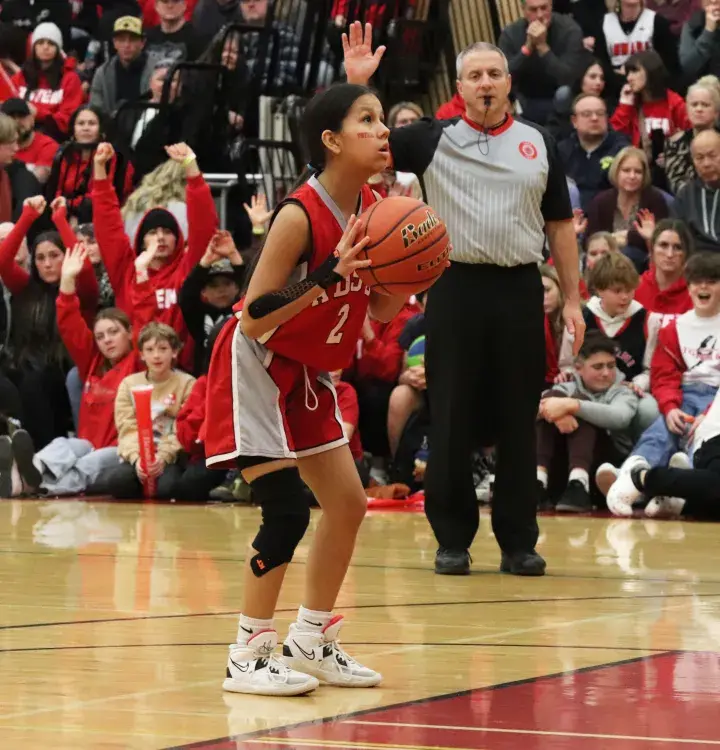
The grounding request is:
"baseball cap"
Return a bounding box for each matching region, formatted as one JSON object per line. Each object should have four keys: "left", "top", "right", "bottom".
{"left": 113, "top": 16, "right": 143, "bottom": 37}
{"left": 207, "top": 259, "right": 237, "bottom": 280}
{"left": 1, "top": 99, "right": 31, "bottom": 117}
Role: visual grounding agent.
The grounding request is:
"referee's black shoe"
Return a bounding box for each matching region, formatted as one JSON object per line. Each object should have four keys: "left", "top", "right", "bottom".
{"left": 500, "top": 550, "right": 546, "bottom": 576}
{"left": 435, "top": 548, "right": 471, "bottom": 575}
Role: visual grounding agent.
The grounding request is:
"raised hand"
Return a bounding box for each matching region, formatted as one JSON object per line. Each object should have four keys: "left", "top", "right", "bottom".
{"left": 165, "top": 142, "right": 195, "bottom": 164}
{"left": 212, "top": 229, "right": 239, "bottom": 258}
{"left": 572, "top": 208, "right": 587, "bottom": 237}
{"left": 135, "top": 238, "right": 159, "bottom": 281}
{"left": 243, "top": 194, "right": 273, "bottom": 228}
{"left": 59, "top": 243, "right": 89, "bottom": 293}
{"left": 50, "top": 196, "right": 67, "bottom": 213}
{"left": 334, "top": 214, "right": 372, "bottom": 278}
{"left": 24, "top": 195, "right": 47, "bottom": 214}
{"left": 94, "top": 142, "right": 114, "bottom": 165}
{"left": 633, "top": 208, "right": 656, "bottom": 245}
{"left": 342, "top": 21, "right": 386, "bottom": 85}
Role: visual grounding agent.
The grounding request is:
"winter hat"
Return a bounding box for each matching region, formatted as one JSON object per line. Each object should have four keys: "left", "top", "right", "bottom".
{"left": 32, "top": 22, "right": 64, "bottom": 52}
{"left": 135, "top": 208, "right": 181, "bottom": 254}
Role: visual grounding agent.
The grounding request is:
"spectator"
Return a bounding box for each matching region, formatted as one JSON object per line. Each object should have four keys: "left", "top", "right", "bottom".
{"left": 435, "top": 92, "right": 465, "bottom": 120}
{"left": 89, "top": 16, "right": 155, "bottom": 117}
{"left": 585, "top": 231, "right": 621, "bottom": 275}
{"left": 646, "top": 0, "right": 700, "bottom": 36}
{"left": 558, "top": 93, "right": 630, "bottom": 210}
{"left": 599, "top": 0, "right": 679, "bottom": 95}
{"left": 121, "top": 158, "right": 188, "bottom": 243}
{"left": 498, "top": 0, "right": 585, "bottom": 125}
{"left": 679, "top": 0, "right": 720, "bottom": 82}
{"left": 0, "top": 99, "right": 58, "bottom": 185}
{"left": 541, "top": 264, "right": 566, "bottom": 386}
{"left": 77, "top": 223, "right": 115, "bottom": 309}
{"left": 603, "top": 251, "right": 720, "bottom": 515}
{"left": 609, "top": 50, "right": 690, "bottom": 165}
{"left": 30, "top": 244, "right": 140, "bottom": 495}
{"left": 537, "top": 331, "right": 640, "bottom": 511}
{"left": 192, "top": 0, "right": 244, "bottom": 39}
{"left": 91, "top": 141, "right": 218, "bottom": 370}
{"left": 11, "top": 23, "right": 84, "bottom": 141}
{"left": 0, "top": 114, "right": 42, "bottom": 222}
{"left": 673, "top": 129, "right": 720, "bottom": 252}
{"left": 98, "top": 321, "right": 195, "bottom": 499}
{"left": 585, "top": 146, "right": 669, "bottom": 270}
{"left": 141, "top": 0, "right": 199, "bottom": 28}
{"left": 0, "top": 195, "right": 98, "bottom": 449}
{"left": 0, "top": 2, "right": 72, "bottom": 51}
{"left": 144, "top": 0, "right": 207, "bottom": 63}
{"left": 344, "top": 303, "right": 419, "bottom": 460}
{"left": 179, "top": 230, "right": 244, "bottom": 376}
{"left": 376, "top": 102, "right": 424, "bottom": 199}
{"left": 45, "top": 105, "right": 134, "bottom": 225}
{"left": 665, "top": 77, "right": 720, "bottom": 194}
{"left": 127, "top": 58, "right": 180, "bottom": 149}
{"left": 330, "top": 370, "right": 370, "bottom": 487}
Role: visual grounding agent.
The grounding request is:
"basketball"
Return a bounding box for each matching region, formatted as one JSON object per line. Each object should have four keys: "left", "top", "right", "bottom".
{"left": 355, "top": 197, "right": 450, "bottom": 296}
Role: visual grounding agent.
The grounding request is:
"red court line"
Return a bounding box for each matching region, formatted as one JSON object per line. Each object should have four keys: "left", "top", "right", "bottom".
{"left": 168, "top": 651, "right": 720, "bottom": 750}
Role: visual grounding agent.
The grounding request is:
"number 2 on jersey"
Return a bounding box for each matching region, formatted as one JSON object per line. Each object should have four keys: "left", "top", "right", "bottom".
{"left": 326, "top": 303, "right": 350, "bottom": 345}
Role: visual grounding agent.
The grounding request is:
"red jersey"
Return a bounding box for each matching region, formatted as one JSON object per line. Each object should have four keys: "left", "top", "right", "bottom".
{"left": 16, "top": 132, "right": 58, "bottom": 171}
{"left": 243, "top": 175, "right": 378, "bottom": 371}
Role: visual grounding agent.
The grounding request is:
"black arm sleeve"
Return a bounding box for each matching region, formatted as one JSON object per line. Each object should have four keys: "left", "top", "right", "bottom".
{"left": 389, "top": 117, "right": 448, "bottom": 176}
{"left": 539, "top": 129, "right": 573, "bottom": 223}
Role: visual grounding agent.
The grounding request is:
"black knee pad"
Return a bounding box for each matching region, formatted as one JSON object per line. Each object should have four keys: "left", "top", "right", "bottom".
{"left": 249, "top": 468, "right": 311, "bottom": 577}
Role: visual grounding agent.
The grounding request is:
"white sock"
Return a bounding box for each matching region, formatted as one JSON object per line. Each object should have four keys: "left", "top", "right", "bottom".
{"left": 537, "top": 468, "right": 548, "bottom": 489}
{"left": 568, "top": 468, "right": 589, "bottom": 491}
{"left": 622, "top": 455, "right": 650, "bottom": 474}
{"left": 296, "top": 606, "right": 332, "bottom": 633}
{"left": 236, "top": 614, "right": 273, "bottom": 645}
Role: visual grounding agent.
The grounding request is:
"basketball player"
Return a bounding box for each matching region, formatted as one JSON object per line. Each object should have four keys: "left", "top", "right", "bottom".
{"left": 204, "top": 84, "right": 409, "bottom": 696}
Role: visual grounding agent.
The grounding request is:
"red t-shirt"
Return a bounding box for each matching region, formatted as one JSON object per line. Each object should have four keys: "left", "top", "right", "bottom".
{"left": 15, "top": 132, "right": 58, "bottom": 171}
{"left": 335, "top": 380, "right": 363, "bottom": 460}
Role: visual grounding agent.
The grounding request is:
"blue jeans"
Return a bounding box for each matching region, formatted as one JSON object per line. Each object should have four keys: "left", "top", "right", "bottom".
{"left": 634, "top": 384, "right": 718, "bottom": 467}
{"left": 66, "top": 367, "right": 83, "bottom": 431}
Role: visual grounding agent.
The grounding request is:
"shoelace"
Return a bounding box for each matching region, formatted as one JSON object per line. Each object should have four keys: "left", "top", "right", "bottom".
{"left": 325, "top": 639, "right": 362, "bottom": 678}
{"left": 263, "top": 653, "right": 293, "bottom": 684}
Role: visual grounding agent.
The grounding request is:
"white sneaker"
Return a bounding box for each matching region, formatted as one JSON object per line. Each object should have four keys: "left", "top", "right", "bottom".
{"left": 283, "top": 615, "right": 382, "bottom": 688}
{"left": 595, "top": 463, "right": 619, "bottom": 497}
{"left": 645, "top": 453, "right": 690, "bottom": 519}
{"left": 645, "top": 496, "right": 686, "bottom": 518}
{"left": 606, "top": 457, "right": 647, "bottom": 517}
{"left": 223, "top": 629, "right": 319, "bottom": 696}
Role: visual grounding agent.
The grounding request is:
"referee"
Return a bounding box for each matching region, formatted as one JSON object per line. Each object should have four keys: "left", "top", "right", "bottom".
{"left": 344, "top": 24, "right": 585, "bottom": 576}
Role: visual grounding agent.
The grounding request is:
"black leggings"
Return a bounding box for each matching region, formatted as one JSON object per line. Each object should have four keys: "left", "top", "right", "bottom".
{"left": 643, "top": 437, "right": 720, "bottom": 518}
{"left": 12, "top": 363, "right": 71, "bottom": 449}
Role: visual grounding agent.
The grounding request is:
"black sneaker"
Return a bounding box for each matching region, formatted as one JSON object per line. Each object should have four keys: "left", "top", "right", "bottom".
{"left": 0, "top": 434, "right": 12, "bottom": 498}
{"left": 500, "top": 550, "right": 546, "bottom": 576}
{"left": 434, "top": 548, "right": 471, "bottom": 575}
{"left": 537, "top": 480, "right": 554, "bottom": 511}
{"left": 11, "top": 429, "right": 41, "bottom": 492}
{"left": 555, "top": 480, "right": 592, "bottom": 513}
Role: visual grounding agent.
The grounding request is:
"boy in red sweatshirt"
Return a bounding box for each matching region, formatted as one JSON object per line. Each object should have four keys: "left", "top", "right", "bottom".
{"left": 602, "top": 252, "right": 720, "bottom": 515}
{"left": 91, "top": 141, "right": 218, "bottom": 370}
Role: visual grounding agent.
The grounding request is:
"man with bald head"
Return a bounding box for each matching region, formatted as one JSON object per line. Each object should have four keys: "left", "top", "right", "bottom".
{"left": 673, "top": 130, "right": 720, "bottom": 253}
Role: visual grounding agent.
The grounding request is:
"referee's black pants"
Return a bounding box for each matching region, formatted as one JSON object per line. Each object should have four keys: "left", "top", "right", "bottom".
{"left": 424, "top": 262, "right": 545, "bottom": 556}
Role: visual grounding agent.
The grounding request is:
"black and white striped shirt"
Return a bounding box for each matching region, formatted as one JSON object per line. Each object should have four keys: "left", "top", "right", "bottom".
{"left": 389, "top": 115, "right": 572, "bottom": 266}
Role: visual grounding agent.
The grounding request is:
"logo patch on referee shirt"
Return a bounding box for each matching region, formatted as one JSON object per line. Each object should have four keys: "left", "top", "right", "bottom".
{"left": 519, "top": 141, "right": 538, "bottom": 160}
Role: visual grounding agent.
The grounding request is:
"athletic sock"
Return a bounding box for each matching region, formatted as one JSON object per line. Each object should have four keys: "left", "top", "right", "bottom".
{"left": 296, "top": 606, "right": 333, "bottom": 633}
{"left": 537, "top": 468, "right": 548, "bottom": 489}
{"left": 236, "top": 614, "right": 273, "bottom": 646}
{"left": 568, "top": 468, "right": 589, "bottom": 492}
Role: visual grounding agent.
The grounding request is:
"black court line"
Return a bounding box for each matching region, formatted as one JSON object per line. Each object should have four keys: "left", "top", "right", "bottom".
{"left": 2, "top": 591, "right": 717, "bottom": 632}
{"left": 0, "top": 641, "right": 690, "bottom": 655}
{"left": 160, "top": 650, "right": 683, "bottom": 750}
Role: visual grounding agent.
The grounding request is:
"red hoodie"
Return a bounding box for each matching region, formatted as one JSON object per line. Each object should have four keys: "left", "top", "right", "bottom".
{"left": 635, "top": 270, "right": 692, "bottom": 319}
{"left": 0, "top": 202, "right": 98, "bottom": 321}
{"left": 436, "top": 93, "right": 465, "bottom": 120}
{"left": 12, "top": 58, "right": 84, "bottom": 138}
{"left": 610, "top": 91, "right": 690, "bottom": 147}
{"left": 176, "top": 374, "right": 206, "bottom": 462}
{"left": 0, "top": 64, "right": 18, "bottom": 102}
{"left": 56, "top": 291, "right": 141, "bottom": 449}
{"left": 91, "top": 173, "right": 218, "bottom": 369}
{"left": 346, "top": 303, "right": 420, "bottom": 383}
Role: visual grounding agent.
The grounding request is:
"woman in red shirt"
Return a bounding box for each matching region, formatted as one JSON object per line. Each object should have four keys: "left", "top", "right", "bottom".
{"left": 10, "top": 23, "right": 83, "bottom": 141}
{"left": 46, "top": 105, "right": 133, "bottom": 225}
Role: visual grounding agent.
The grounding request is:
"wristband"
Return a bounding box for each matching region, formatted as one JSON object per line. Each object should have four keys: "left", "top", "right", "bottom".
{"left": 315, "top": 252, "right": 344, "bottom": 289}
{"left": 252, "top": 225, "right": 266, "bottom": 236}
{"left": 181, "top": 154, "right": 197, "bottom": 167}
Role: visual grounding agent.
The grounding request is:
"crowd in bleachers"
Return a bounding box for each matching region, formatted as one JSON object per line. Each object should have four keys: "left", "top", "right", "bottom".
{"left": 0, "top": 0, "right": 717, "bottom": 515}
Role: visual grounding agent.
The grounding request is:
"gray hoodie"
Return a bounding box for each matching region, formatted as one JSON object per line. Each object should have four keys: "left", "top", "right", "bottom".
{"left": 673, "top": 177, "right": 720, "bottom": 254}
{"left": 547, "top": 372, "right": 640, "bottom": 454}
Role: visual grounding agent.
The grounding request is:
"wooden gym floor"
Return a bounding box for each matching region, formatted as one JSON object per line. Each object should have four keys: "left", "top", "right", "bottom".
{"left": 1, "top": 498, "right": 720, "bottom": 749}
